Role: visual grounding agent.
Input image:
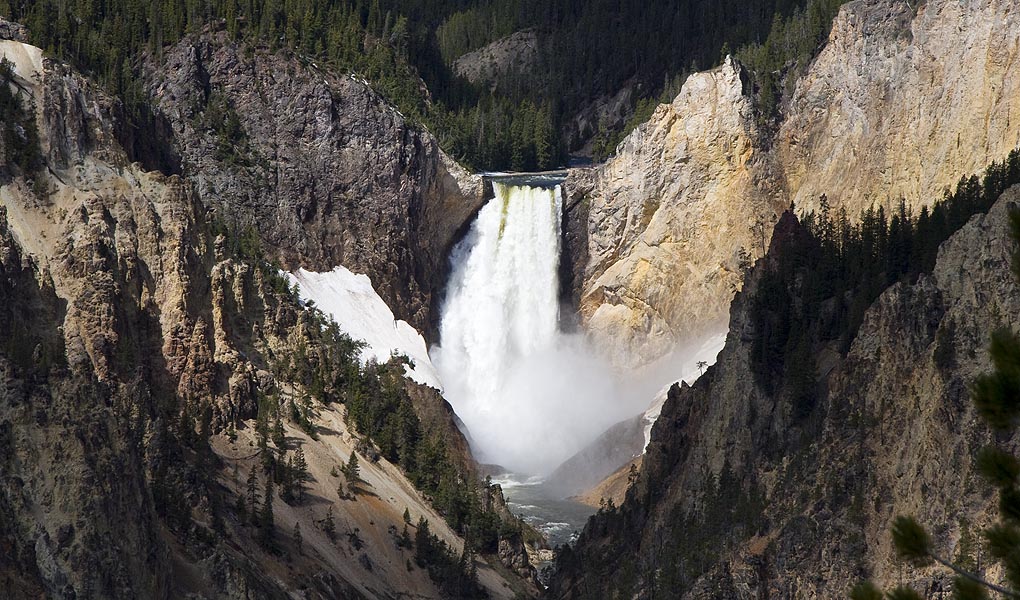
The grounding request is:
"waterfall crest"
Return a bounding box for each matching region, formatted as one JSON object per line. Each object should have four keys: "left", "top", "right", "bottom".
{"left": 433, "top": 181, "right": 630, "bottom": 475}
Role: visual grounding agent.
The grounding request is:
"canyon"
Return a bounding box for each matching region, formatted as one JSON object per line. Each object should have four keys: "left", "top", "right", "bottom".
{"left": 2, "top": 0, "right": 1020, "bottom": 597}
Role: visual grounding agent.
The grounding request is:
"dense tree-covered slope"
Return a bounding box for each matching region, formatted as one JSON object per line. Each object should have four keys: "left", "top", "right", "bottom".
{"left": 3, "top": 0, "right": 847, "bottom": 170}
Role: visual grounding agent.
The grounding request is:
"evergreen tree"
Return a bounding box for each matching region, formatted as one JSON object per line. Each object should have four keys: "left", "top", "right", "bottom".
{"left": 259, "top": 476, "right": 276, "bottom": 547}
{"left": 293, "top": 521, "right": 303, "bottom": 555}
{"left": 345, "top": 451, "right": 360, "bottom": 482}
{"left": 627, "top": 463, "right": 639, "bottom": 488}
{"left": 294, "top": 448, "right": 309, "bottom": 483}
{"left": 281, "top": 453, "right": 296, "bottom": 502}
{"left": 246, "top": 466, "right": 260, "bottom": 519}
{"left": 272, "top": 415, "right": 286, "bottom": 449}
{"left": 235, "top": 494, "right": 248, "bottom": 523}
{"left": 414, "top": 516, "right": 431, "bottom": 566}
{"left": 324, "top": 505, "right": 336, "bottom": 541}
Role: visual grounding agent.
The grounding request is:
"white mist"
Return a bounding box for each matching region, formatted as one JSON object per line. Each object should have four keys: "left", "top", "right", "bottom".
{"left": 432, "top": 182, "right": 636, "bottom": 475}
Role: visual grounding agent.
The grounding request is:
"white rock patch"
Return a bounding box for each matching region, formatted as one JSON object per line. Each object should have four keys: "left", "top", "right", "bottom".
{"left": 641, "top": 330, "right": 728, "bottom": 451}
{"left": 286, "top": 267, "right": 442, "bottom": 389}
{"left": 0, "top": 40, "right": 43, "bottom": 87}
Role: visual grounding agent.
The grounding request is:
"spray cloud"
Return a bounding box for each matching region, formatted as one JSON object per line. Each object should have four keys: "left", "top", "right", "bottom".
{"left": 432, "top": 182, "right": 643, "bottom": 475}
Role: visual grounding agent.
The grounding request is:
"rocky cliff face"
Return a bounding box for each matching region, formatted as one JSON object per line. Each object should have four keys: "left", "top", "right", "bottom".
{"left": 780, "top": 0, "right": 1020, "bottom": 216}
{"left": 568, "top": 56, "right": 781, "bottom": 370}
{"left": 453, "top": 29, "right": 540, "bottom": 90}
{"left": 1, "top": 52, "right": 278, "bottom": 593}
{"left": 550, "top": 186, "right": 1020, "bottom": 599}
{"left": 0, "top": 31, "right": 526, "bottom": 599}
{"left": 143, "top": 33, "right": 489, "bottom": 335}
{"left": 570, "top": 0, "right": 1020, "bottom": 371}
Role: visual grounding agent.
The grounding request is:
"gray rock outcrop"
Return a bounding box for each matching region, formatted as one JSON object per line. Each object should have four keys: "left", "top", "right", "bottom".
{"left": 453, "top": 29, "right": 540, "bottom": 89}
{"left": 143, "top": 34, "right": 490, "bottom": 334}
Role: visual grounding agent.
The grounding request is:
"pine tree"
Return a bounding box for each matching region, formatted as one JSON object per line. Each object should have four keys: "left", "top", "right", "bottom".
{"left": 259, "top": 476, "right": 275, "bottom": 547}
{"left": 246, "top": 466, "right": 260, "bottom": 519}
{"left": 403, "top": 507, "right": 411, "bottom": 524}
{"left": 272, "top": 415, "right": 286, "bottom": 449}
{"left": 345, "top": 451, "right": 360, "bottom": 482}
{"left": 414, "top": 516, "right": 431, "bottom": 566}
{"left": 324, "top": 505, "right": 336, "bottom": 541}
{"left": 293, "top": 521, "right": 302, "bottom": 555}
{"left": 294, "top": 448, "right": 309, "bottom": 484}
{"left": 281, "top": 453, "right": 295, "bottom": 502}
{"left": 235, "top": 494, "right": 248, "bottom": 523}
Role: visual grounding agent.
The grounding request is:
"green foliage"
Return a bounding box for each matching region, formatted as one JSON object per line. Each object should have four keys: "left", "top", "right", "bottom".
{"left": 891, "top": 516, "right": 932, "bottom": 566}
{"left": 736, "top": 0, "right": 848, "bottom": 131}
{"left": 272, "top": 416, "right": 286, "bottom": 449}
{"left": 849, "top": 582, "right": 883, "bottom": 600}
{"left": 324, "top": 505, "right": 336, "bottom": 541}
{"left": 435, "top": 3, "right": 523, "bottom": 64}
{"left": 886, "top": 588, "right": 924, "bottom": 600}
{"left": 626, "top": 460, "right": 766, "bottom": 591}
{"left": 246, "top": 466, "right": 260, "bottom": 522}
{"left": 292, "top": 448, "right": 309, "bottom": 493}
{"left": 343, "top": 451, "right": 361, "bottom": 482}
{"left": 0, "top": 57, "right": 43, "bottom": 177}
{"left": 259, "top": 475, "right": 276, "bottom": 548}
{"left": 977, "top": 447, "right": 1020, "bottom": 489}
{"left": 973, "top": 327, "right": 1020, "bottom": 430}
{"left": 953, "top": 577, "right": 991, "bottom": 600}
{"left": 592, "top": 73, "right": 686, "bottom": 161}
{"left": 289, "top": 396, "right": 318, "bottom": 439}
{"left": 413, "top": 516, "right": 487, "bottom": 598}
{"left": 8, "top": 0, "right": 853, "bottom": 171}
{"left": 235, "top": 494, "right": 248, "bottom": 523}
{"left": 955, "top": 519, "right": 979, "bottom": 574}
{"left": 200, "top": 92, "right": 254, "bottom": 166}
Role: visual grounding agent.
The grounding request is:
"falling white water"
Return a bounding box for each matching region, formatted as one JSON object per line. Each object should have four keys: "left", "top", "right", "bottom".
{"left": 432, "top": 182, "right": 635, "bottom": 475}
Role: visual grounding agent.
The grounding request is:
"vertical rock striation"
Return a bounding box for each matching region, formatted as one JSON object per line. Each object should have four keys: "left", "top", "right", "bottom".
{"left": 780, "top": 0, "right": 1020, "bottom": 216}
{"left": 570, "top": 0, "right": 1020, "bottom": 371}
{"left": 143, "top": 34, "right": 490, "bottom": 334}
{"left": 568, "top": 57, "right": 781, "bottom": 370}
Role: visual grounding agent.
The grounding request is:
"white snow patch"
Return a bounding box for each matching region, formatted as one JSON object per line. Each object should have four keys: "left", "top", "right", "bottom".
{"left": 286, "top": 267, "right": 442, "bottom": 389}
{"left": 641, "top": 331, "right": 728, "bottom": 450}
{"left": 0, "top": 40, "right": 43, "bottom": 87}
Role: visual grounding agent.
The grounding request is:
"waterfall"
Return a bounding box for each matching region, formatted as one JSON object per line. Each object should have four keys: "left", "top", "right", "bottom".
{"left": 433, "top": 181, "right": 631, "bottom": 475}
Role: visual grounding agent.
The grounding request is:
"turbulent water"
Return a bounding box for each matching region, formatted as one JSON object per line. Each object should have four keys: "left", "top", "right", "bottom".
{"left": 432, "top": 181, "right": 633, "bottom": 475}
{"left": 490, "top": 473, "right": 592, "bottom": 547}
